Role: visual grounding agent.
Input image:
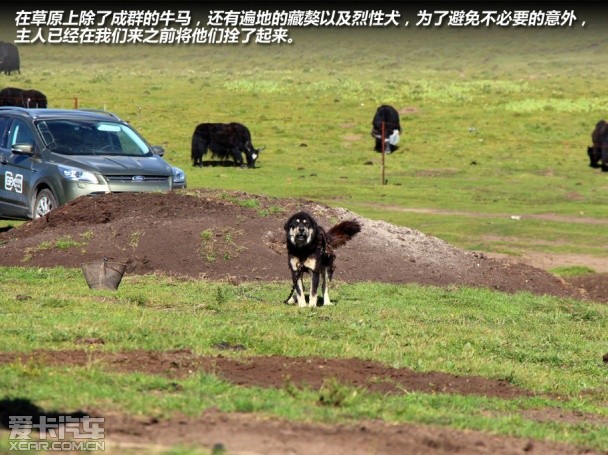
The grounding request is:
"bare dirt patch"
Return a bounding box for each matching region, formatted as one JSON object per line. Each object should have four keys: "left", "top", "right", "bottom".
{"left": 99, "top": 409, "right": 599, "bottom": 455}
{"left": 399, "top": 106, "right": 421, "bottom": 115}
{"left": 343, "top": 133, "right": 363, "bottom": 141}
{"left": 568, "top": 273, "right": 608, "bottom": 303}
{"left": 0, "top": 349, "right": 533, "bottom": 400}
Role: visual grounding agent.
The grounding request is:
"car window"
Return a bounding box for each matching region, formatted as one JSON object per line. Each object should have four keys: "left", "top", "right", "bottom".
{"left": 36, "top": 120, "right": 152, "bottom": 156}
{"left": 0, "top": 117, "right": 10, "bottom": 148}
{"left": 9, "top": 119, "right": 35, "bottom": 147}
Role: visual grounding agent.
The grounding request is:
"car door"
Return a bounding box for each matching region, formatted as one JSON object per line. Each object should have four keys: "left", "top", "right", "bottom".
{"left": 0, "top": 118, "right": 37, "bottom": 218}
{"left": 0, "top": 115, "right": 13, "bottom": 217}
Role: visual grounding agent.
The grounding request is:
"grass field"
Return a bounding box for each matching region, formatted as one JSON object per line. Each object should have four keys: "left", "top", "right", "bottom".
{"left": 1, "top": 5, "right": 608, "bottom": 453}
{"left": 0, "top": 267, "right": 607, "bottom": 452}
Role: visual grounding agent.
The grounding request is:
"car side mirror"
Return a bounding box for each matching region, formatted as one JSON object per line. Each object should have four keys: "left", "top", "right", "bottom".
{"left": 151, "top": 145, "right": 164, "bottom": 156}
{"left": 12, "top": 144, "right": 34, "bottom": 155}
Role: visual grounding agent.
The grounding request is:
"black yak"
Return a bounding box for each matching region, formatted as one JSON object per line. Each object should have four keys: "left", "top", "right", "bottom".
{"left": 0, "top": 87, "right": 47, "bottom": 108}
{"left": 0, "top": 87, "right": 24, "bottom": 106}
{"left": 22, "top": 89, "right": 47, "bottom": 108}
{"left": 371, "top": 104, "right": 401, "bottom": 153}
{"left": 0, "top": 42, "right": 20, "bottom": 75}
{"left": 588, "top": 120, "right": 608, "bottom": 171}
{"left": 191, "top": 122, "right": 263, "bottom": 168}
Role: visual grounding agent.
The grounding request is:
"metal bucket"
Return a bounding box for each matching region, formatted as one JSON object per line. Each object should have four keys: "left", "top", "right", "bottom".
{"left": 81, "top": 260, "right": 126, "bottom": 290}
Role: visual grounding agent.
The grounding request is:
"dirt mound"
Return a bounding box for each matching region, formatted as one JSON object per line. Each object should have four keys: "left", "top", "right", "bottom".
{"left": 0, "top": 190, "right": 589, "bottom": 300}
{"left": 567, "top": 273, "right": 608, "bottom": 303}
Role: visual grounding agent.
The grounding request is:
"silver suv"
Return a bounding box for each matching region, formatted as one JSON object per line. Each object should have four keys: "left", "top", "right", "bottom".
{"left": 0, "top": 107, "right": 186, "bottom": 220}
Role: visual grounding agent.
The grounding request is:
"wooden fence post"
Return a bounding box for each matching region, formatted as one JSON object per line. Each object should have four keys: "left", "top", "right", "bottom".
{"left": 381, "top": 121, "right": 386, "bottom": 185}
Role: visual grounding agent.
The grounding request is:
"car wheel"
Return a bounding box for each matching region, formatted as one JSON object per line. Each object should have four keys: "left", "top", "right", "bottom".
{"left": 33, "top": 188, "right": 58, "bottom": 219}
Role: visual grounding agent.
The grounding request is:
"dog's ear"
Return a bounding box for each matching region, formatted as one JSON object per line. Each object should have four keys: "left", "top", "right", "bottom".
{"left": 306, "top": 214, "right": 317, "bottom": 230}
{"left": 284, "top": 216, "right": 294, "bottom": 232}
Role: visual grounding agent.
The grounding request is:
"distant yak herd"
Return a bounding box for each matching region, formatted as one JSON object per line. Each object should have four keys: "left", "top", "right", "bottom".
{"left": 190, "top": 105, "right": 402, "bottom": 168}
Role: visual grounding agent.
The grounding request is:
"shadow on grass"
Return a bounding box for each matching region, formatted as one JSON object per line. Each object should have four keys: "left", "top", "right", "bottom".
{"left": 0, "top": 397, "right": 89, "bottom": 430}
{"left": 193, "top": 160, "right": 261, "bottom": 169}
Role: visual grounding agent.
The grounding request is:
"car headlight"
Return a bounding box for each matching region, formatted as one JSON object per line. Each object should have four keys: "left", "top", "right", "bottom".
{"left": 58, "top": 164, "right": 98, "bottom": 184}
{"left": 172, "top": 166, "right": 185, "bottom": 184}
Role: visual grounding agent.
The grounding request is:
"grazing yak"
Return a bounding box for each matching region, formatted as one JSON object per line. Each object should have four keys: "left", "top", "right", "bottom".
{"left": 191, "top": 122, "right": 263, "bottom": 168}
{"left": 0, "top": 87, "right": 47, "bottom": 108}
{"left": 371, "top": 104, "right": 401, "bottom": 153}
{"left": 22, "top": 89, "right": 47, "bottom": 108}
{"left": 0, "top": 42, "right": 20, "bottom": 75}
{"left": 588, "top": 120, "right": 608, "bottom": 171}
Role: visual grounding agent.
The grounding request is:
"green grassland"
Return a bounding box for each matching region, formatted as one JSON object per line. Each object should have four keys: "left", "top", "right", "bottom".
{"left": 0, "top": 267, "right": 607, "bottom": 452}
{"left": 1, "top": 7, "right": 608, "bottom": 453}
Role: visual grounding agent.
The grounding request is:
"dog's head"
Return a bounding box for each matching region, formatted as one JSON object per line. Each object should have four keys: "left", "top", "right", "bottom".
{"left": 284, "top": 211, "right": 317, "bottom": 248}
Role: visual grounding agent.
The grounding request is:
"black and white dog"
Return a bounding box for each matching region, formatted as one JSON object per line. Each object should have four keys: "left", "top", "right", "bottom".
{"left": 284, "top": 211, "right": 361, "bottom": 307}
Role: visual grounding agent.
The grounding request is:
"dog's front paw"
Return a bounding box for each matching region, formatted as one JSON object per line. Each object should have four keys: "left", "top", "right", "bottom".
{"left": 295, "top": 294, "right": 307, "bottom": 307}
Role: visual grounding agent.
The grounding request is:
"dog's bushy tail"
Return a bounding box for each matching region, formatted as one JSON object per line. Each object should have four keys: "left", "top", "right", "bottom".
{"left": 327, "top": 220, "right": 361, "bottom": 248}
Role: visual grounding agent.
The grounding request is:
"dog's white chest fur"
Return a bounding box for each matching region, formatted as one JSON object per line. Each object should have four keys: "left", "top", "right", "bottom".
{"left": 290, "top": 256, "right": 317, "bottom": 272}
